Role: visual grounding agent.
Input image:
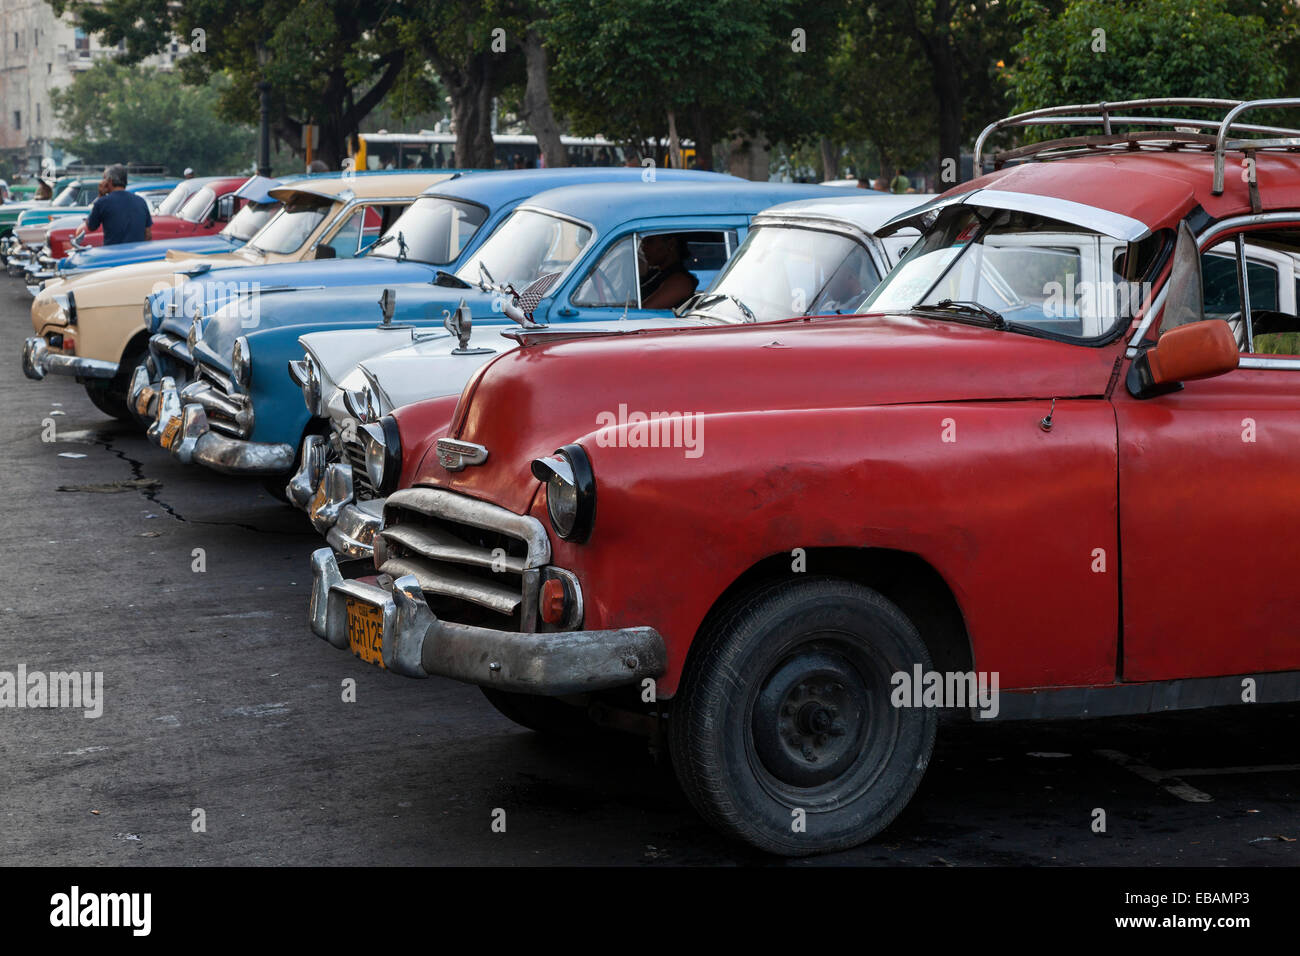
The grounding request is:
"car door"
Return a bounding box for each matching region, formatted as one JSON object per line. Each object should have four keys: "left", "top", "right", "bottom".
{"left": 1115, "top": 221, "right": 1300, "bottom": 681}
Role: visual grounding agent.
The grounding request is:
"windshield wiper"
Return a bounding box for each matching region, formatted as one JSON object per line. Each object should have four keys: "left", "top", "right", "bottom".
{"left": 679, "top": 290, "right": 756, "bottom": 323}
{"left": 369, "top": 231, "right": 408, "bottom": 259}
{"left": 726, "top": 294, "right": 757, "bottom": 323}
{"left": 923, "top": 298, "right": 1007, "bottom": 329}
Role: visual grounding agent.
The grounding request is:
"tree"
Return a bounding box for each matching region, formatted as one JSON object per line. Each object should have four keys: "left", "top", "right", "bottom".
{"left": 48, "top": 0, "right": 421, "bottom": 170}
{"left": 544, "top": 0, "right": 835, "bottom": 170}
{"left": 854, "top": 1, "right": 1047, "bottom": 180}
{"left": 1008, "top": 0, "right": 1287, "bottom": 115}
{"left": 829, "top": 5, "right": 939, "bottom": 184}
{"left": 51, "top": 61, "right": 255, "bottom": 174}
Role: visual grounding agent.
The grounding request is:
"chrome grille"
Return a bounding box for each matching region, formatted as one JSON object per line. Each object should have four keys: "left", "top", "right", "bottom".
{"left": 379, "top": 487, "right": 549, "bottom": 629}
{"left": 343, "top": 436, "right": 375, "bottom": 499}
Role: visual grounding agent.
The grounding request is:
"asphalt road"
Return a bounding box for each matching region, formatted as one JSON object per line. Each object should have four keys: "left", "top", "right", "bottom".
{"left": 0, "top": 281, "right": 1297, "bottom": 867}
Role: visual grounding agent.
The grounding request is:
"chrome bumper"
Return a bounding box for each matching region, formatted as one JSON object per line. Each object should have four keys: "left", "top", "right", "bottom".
{"left": 286, "top": 434, "right": 328, "bottom": 509}
{"left": 21, "top": 336, "right": 117, "bottom": 381}
{"left": 308, "top": 548, "right": 666, "bottom": 691}
{"left": 154, "top": 397, "right": 295, "bottom": 475}
{"left": 326, "top": 499, "right": 385, "bottom": 559}
{"left": 129, "top": 366, "right": 160, "bottom": 421}
{"left": 289, "top": 443, "right": 384, "bottom": 559}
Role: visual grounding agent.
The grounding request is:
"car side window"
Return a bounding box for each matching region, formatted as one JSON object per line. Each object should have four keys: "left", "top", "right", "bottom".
{"left": 321, "top": 206, "right": 367, "bottom": 259}
{"left": 358, "top": 205, "right": 384, "bottom": 252}
{"left": 572, "top": 236, "right": 638, "bottom": 308}
{"left": 809, "top": 244, "right": 883, "bottom": 315}
{"left": 1201, "top": 234, "right": 1299, "bottom": 355}
{"left": 572, "top": 230, "right": 733, "bottom": 310}
{"left": 216, "top": 194, "right": 236, "bottom": 222}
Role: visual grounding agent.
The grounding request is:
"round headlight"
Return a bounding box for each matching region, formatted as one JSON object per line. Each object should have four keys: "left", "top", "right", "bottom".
{"left": 231, "top": 335, "right": 251, "bottom": 389}
{"left": 361, "top": 415, "right": 402, "bottom": 495}
{"left": 531, "top": 444, "right": 596, "bottom": 542}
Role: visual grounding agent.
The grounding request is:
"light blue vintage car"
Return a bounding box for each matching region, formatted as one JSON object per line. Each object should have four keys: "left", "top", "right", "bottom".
{"left": 141, "top": 179, "right": 846, "bottom": 487}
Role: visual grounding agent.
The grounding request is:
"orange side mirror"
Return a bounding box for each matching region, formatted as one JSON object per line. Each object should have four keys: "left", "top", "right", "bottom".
{"left": 1128, "top": 319, "right": 1238, "bottom": 398}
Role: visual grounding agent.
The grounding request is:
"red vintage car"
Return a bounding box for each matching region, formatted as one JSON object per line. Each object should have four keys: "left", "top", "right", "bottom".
{"left": 310, "top": 98, "right": 1300, "bottom": 854}
{"left": 45, "top": 175, "right": 249, "bottom": 259}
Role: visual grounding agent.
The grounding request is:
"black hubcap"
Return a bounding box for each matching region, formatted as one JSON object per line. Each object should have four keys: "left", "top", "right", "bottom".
{"left": 752, "top": 647, "right": 871, "bottom": 788}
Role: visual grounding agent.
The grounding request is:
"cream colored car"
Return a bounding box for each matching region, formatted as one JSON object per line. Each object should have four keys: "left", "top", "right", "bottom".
{"left": 22, "top": 172, "right": 450, "bottom": 420}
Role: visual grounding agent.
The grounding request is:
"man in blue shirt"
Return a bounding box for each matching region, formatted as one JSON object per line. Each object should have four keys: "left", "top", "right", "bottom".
{"left": 75, "top": 164, "right": 152, "bottom": 245}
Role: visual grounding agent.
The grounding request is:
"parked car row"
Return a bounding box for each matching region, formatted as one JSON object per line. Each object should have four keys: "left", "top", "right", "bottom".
{"left": 14, "top": 98, "right": 1300, "bottom": 856}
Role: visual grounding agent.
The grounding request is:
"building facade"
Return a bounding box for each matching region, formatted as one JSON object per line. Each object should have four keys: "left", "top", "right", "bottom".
{"left": 0, "top": 1, "right": 182, "bottom": 179}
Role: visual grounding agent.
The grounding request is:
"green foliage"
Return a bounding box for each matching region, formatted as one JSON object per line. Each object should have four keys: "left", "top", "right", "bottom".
{"left": 1008, "top": 0, "right": 1287, "bottom": 112}
{"left": 543, "top": 0, "right": 833, "bottom": 158}
{"left": 50, "top": 60, "right": 256, "bottom": 174}
{"left": 48, "top": 0, "right": 418, "bottom": 166}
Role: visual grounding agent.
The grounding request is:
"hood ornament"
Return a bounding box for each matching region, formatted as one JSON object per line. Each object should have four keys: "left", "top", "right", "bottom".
{"left": 375, "top": 287, "right": 413, "bottom": 331}
{"left": 443, "top": 298, "right": 494, "bottom": 355}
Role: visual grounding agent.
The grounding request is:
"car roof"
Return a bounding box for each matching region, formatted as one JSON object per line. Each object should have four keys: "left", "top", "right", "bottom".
{"left": 958, "top": 150, "right": 1300, "bottom": 233}
{"left": 269, "top": 172, "right": 453, "bottom": 202}
{"left": 756, "top": 193, "right": 941, "bottom": 234}
{"left": 421, "top": 167, "right": 743, "bottom": 208}
{"left": 517, "top": 180, "right": 855, "bottom": 225}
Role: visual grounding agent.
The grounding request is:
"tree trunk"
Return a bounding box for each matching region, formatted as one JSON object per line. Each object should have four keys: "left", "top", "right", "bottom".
{"left": 819, "top": 137, "right": 838, "bottom": 180}
{"left": 446, "top": 52, "right": 497, "bottom": 170}
{"left": 690, "top": 109, "right": 713, "bottom": 170}
{"left": 519, "top": 29, "right": 566, "bottom": 168}
{"left": 666, "top": 109, "right": 683, "bottom": 169}
{"left": 725, "top": 133, "right": 769, "bottom": 182}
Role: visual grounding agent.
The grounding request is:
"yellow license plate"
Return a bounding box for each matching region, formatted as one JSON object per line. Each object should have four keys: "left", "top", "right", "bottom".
{"left": 160, "top": 416, "right": 182, "bottom": 450}
{"left": 346, "top": 598, "right": 386, "bottom": 668}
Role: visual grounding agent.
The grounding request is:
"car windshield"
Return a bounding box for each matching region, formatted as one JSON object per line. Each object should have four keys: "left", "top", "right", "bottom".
{"left": 455, "top": 209, "right": 592, "bottom": 289}
{"left": 369, "top": 196, "right": 488, "bottom": 265}
{"left": 155, "top": 182, "right": 199, "bottom": 217}
{"left": 178, "top": 186, "right": 217, "bottom": 223}
{"left": 51, "top": 185, "right": 79, "bottom": 207}
{"left": 246, "top": 195, "right": 333, "bottom": 254}
{"left": 685, "top": 224, "right": 883, "bottom": 324}
{"left": 222, "top": 202, "right": 278, "bottom": 242}
{"left": 862, "top": 206, "right": 1160, "bottom": 340}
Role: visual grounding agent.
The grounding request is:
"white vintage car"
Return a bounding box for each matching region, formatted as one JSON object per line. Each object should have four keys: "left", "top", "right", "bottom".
{"left": 286, "top": 194, "right": 933, "bottom": 559}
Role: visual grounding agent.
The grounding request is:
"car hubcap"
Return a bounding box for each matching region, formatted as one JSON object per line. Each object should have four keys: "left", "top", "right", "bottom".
{"left": 752, "top": 647, "right": 872, "bottom": 788}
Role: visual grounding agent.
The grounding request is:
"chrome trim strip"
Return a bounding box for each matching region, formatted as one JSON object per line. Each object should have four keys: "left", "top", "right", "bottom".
{"left": 381, "top": 523, "right": 528, "bottom": 574}
{"left": 384, "top": 487, "right": 550, "bottom": 569}
{"left": 379, "top": 556, "right": 521, "bottom": 616}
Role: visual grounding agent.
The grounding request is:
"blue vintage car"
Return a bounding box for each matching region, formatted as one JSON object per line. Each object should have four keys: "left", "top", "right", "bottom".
{"left": 141, "top": 179, "right": 849, "bottom": 483}
{"left": 133, "top": 167, "right": 738, "bottom": 435}
{"left": 141, "top": 167, "right": 737, "bottom": 345}
{"left": 50, "top": 176, "right": 288, "bottom": 278}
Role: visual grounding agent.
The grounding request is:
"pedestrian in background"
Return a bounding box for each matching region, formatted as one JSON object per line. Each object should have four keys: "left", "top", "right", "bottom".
{"left": 75, "top": 164, "right": 152, "bottom": 246}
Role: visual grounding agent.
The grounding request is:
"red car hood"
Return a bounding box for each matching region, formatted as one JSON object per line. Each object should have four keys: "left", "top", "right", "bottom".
{"left": 417, "top": 313, "right": 1124, "bottom": 514}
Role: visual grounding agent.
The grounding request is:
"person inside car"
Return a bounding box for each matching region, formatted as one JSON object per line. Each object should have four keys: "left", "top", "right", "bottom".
{"left": 639, "top": 233, "right": 698, "bottom": 309}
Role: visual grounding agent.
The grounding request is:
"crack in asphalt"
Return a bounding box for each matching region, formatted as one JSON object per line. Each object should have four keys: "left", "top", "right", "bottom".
{"left": 86, "top": 431, "right": 314, "bottom": 536}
